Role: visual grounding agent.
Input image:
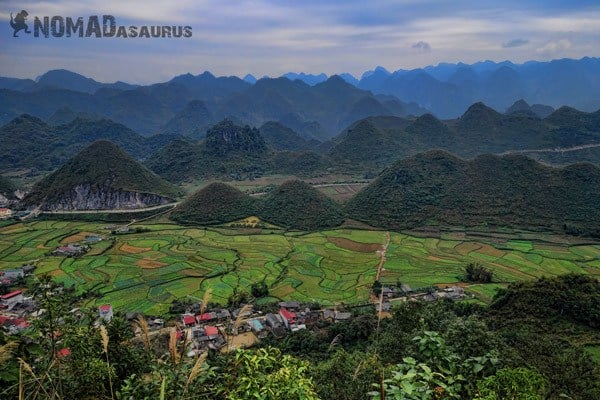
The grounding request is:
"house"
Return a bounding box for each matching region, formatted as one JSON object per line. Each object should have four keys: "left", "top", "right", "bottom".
{"left": 196, "top": 312, "right": 217, "bottom": 323}
{"left": 182, "top": 314, "right": 196, "bottom": 326}
{"left": 334, "top": 311, "right": 352, "bottom": 322}
{"left": 0, "top": 208, "right": 12, "bottom": 218}
{"left": 1, "top": 290, "right": 24, "bottom": 309}
{"left": 52, "top": 244, "right": 88, "bottom": 257}
{"left": 21, "top": 265, "right": 36, "bottom": 275}
{"left": 216, "top": 309, "right": 231, "bottom": 320}
{"left": 84, "top": 235, "right": 103, "bottom": 244}
{"left": 279, "top": 308, "right": 296, "bottom": 328}
{"left": 98, "top": 304, "right": 113, "bottom": 322}
{"left": 265, "top": 313, "right": 283, "bottom": 328}
{"left": 278, "top": 301, "right": 299, "bottom": 310}
{"left": 376, "top": 302, "right": 392, "bottom": 312}
{"left": 1, "top": 269, "right": 25, "bottom": 279}
{"left": 441, "top": 286, "right": 465, "bottom": 300}
{"left": 204, "top": 325, "right": 219, "bottom": 337}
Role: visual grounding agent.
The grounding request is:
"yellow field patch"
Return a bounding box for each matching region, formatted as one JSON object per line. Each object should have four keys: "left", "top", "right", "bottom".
{"left": 455, "top": 242, "right": 482, "bottom": 255}
{"left": 120, "top": 243, "right": 151, "bottom": 254}
{"left": 475, "top": 244, "right": 505, "bottom": 258}
{"left": 182, "top": 269, "right": 204, "bottom": 277}
{"left": 60, "top": 231, "right": 96, "bottom": 244}
{"left": 136, "top": 259, "right": 167, "bottom": 269}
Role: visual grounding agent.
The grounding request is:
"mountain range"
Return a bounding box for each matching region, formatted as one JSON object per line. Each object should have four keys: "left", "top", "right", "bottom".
{"left": 2, "top": 57, "right": 598, "bottom": 128}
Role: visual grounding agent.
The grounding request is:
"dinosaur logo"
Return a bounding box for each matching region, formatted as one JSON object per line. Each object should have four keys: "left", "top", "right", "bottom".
{"left": 10, "top": 10, "right": 31, "bottom": 37}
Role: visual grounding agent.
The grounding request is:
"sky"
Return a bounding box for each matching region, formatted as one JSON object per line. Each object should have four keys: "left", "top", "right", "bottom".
{"left": 0, "top": 0, "right": 599, "bottom": 84}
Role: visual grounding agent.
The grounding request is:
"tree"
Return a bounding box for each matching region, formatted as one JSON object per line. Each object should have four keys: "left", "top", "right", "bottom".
{"left": 464, "top": 263, "right": 493, "bottom": 283}
{"left": 251, "top": 281, "right": 269, "bottom": 298}
{"left": 372, "top": 280, "right": 382, "bottom": 296}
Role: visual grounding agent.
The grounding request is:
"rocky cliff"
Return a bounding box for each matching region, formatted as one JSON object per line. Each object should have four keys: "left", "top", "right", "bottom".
{"left": 38, "top": 183, "right": 172, "bottom": 211}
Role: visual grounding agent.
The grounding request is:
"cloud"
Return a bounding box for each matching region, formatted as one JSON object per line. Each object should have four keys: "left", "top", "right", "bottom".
{"left": 536, "top": 39, "right": 572, "bottom": 54}
{"left": 503, "top": 38, "right": 529, "bottom": 48}
{"left": 412, "top": 41, "right": 432, "bottom": 52}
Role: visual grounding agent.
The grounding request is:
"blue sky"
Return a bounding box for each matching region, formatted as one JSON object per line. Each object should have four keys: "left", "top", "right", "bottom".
{"left": 1, "top": 0, "right": 599, "bottom": 84}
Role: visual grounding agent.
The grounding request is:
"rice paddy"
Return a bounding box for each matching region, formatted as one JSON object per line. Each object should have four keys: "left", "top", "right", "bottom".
{"left": 1, "top": 220, "right": 598, "bottom": 315}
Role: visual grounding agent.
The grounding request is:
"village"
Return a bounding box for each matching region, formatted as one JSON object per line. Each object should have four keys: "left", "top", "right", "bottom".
{"left": 2, "top": 246, "right": 466, "bottom": 356}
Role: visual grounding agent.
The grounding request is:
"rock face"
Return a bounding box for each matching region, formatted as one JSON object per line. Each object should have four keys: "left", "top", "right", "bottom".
{"left": 39, "top": 184, "right": 172, "bottom": 211}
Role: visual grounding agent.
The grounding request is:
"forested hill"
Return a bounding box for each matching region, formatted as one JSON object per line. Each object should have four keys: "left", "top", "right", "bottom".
{"left": 346, "top": 150, "right": 600, "bottom": 236}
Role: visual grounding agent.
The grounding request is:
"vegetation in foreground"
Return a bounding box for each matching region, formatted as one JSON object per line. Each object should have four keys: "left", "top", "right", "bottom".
{"left": 0, "top": 275, "right": 598, "bottom": 399}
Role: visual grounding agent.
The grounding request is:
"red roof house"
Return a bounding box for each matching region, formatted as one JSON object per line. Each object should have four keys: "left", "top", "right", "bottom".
{"left": 182, "top": 315, "right": 196, "bottom": 326}
{"left": 1, "top": 290, "right": 23, "bottom": 300}
{"left": 204, "top": 325, "right": 219, "bottom": 336}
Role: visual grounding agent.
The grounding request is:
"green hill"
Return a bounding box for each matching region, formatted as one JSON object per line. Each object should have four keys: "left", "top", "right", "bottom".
{"left": 0, "top": 114, "right": 174, "bottom": 174}
{"left": 170, "top": 182, "right": 257, "bottom": 225}
{"left": 346, "top": 150, "right": 600, "bottom": 235}
{"left": 24, "top": 140, "right": 181, "bottom": 210}
{"left": 258, "top": 180, "right": 345, "bottom": 230}
{"left": 259, "top": 121, "right": 320, "bottom": 151}
{"left": 0, "top": 175, "right": 18, "bottom": 200}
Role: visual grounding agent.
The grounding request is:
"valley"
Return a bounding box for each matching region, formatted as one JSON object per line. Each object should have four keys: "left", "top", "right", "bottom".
{"left": 1, "top": 219, "right": 597, "bottom": 314}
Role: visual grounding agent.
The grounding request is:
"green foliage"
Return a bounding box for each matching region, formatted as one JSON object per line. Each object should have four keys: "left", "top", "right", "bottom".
{"left": 474, "top": 367, "right": 548, "bottom": 400}
{"left": 258, "top": 180, "right": 345, "bottom": 230}
{"left": 0, "top": 175, "right": 18, "bottom": 199}
{"left": 251, "top": 281, "right": 269, "bottom": 298}
{"left": 170, "top": 182, "right": 257, "bottom": 225}
{"left": 217, "top": 347, "right": 319, "bottom": 400}
{"left": 346, "top": 150, "right": 600, "bottom": 236}
{"left": 24, "top": 140, "right": 182, "bottom": 208}
{"left": 464, "top": 263, "right": 493, "bottom": 283}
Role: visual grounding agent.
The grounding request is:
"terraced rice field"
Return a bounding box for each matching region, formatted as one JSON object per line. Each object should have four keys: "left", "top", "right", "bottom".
{"left": 0, "top": 220, "right": 598, "bottom": 315}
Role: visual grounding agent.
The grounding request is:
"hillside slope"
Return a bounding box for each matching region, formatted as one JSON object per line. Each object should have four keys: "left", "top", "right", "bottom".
{"left": 24, "top": 141, "right": 181, "bottom": 211}
{"left": 346, "top": 150, "right": 600, "bottom": 235}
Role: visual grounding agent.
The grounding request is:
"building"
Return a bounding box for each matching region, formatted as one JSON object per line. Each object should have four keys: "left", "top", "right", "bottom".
{"left": 1, "top": 290, "right": 24, "bottom": 309}
{"left": 1, "top": 269, "right": 25, "bottom": 279}
{"left": 98, "top": 304, "right": 113, "bottom": 322}
{"left": 0, "top": 208, "right": 12, "bottom": 218}
{"left": 279, "top": 308, "right": 296, "bottom": 329}
{"left": 182, "top": 314, "right": 196, "bottom": 326}
{"left": 278, "top": 301, "right": 300, "bottom": 310}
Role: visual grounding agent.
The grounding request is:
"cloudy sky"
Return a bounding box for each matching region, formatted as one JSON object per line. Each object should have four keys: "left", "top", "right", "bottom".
{"left": 1, "top": 0, "right": 599, "bottom": 83}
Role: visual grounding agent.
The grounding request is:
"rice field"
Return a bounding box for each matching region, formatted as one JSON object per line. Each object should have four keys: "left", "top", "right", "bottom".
{"left": 0, "top": 220, "right": 598, "bottom": 315}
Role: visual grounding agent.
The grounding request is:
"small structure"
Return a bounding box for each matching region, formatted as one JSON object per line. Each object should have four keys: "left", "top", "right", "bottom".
{"left": 279, "top": 308, "right": 296, "bottom": 329}
{"left": 21, "top": 265, "right": 36, "bottom": 275}
{"left": 98, "top": 304, "right": 113, "bottom": 322}
{"left": 1, "top": 269, "right": 25, "bottom": 280}
{"left": 278, "top": 301, "right": 299, "bottom": 310}
{"left": 204, "top": 325, "right": 219, "bottom": 337}
{"left": 0, "top": 208, "right": 12, "bottom": 218}
{"left": 84, "top": 235, "right": 103, "bottom": 244}
{"left": 265, "top": 313, "right": 284, "bottom": 328}
{"left": 334, "top": 311, "right": 352, "bottom": 322}
{"left": 1, "top": 290, "right": 24, "bottom": 309}
{"left": 196, "top": 312, "right": 217, "bottom": 323}
{"left": 182, "top": 314, "right": 196, "bottom": 326}
{"left": 52, "top": 244, "right": 88, "bottom": 257}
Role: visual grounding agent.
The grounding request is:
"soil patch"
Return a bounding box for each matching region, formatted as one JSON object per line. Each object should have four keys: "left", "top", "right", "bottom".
{"left": 136, "top": 259, "right": 167, "bottom": 269}
{"left": 120, "top": 243, "right": 151, "bottom": 254}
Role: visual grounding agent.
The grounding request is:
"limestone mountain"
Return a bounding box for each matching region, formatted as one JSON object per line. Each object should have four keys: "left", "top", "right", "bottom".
{"left": 346, "top": 150, "right": 600, "bottom": 235}
{"left": 170, "top": 182, "right": 257, "bottom": 225}
{"left": 23, "top": 141, "right": 181, "bottom": 211}
{"left": 259, "top": 121, "right": 321, "bottom": 151}
{"left": 160, "top": 100, "right": 215, "bottom": 138}
{"left": 258, "top": 180, "right": 345, "bottom": 230}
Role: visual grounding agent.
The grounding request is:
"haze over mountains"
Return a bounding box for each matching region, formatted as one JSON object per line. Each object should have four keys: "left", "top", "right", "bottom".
{"left": 1, "top": 57, "right": 599, "bottom": 136}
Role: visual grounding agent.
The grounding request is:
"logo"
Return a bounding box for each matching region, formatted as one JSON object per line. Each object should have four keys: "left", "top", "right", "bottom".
{"left": 10, "top": 10, "right": 31, "bottom": 37}
{"left": 9, "top": 10, "right": 192, "bottom": 38}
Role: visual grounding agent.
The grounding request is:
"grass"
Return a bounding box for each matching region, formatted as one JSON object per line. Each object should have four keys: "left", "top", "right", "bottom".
{"left": 0, "top": 220, "right": 599, "bottom": 314}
